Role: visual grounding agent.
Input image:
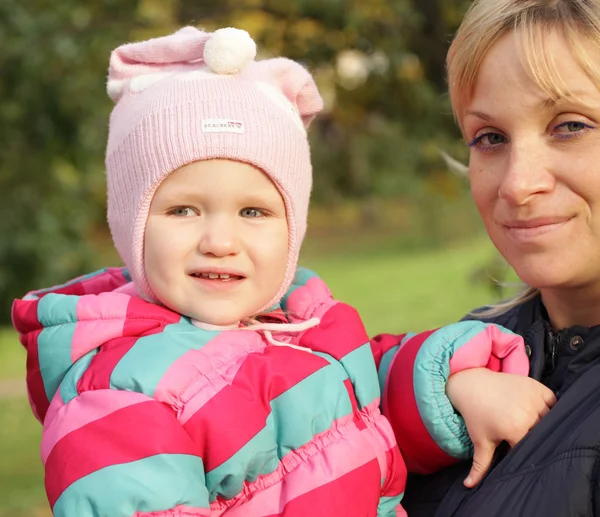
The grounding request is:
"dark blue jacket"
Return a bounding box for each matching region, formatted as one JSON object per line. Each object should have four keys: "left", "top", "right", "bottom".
{"left": 403, "top": 294, "right": 600, "bottom": 517}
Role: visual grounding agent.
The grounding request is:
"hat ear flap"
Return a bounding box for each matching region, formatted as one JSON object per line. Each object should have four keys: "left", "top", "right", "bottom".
{"left": 107, "top": 27, "right": 211, "bottom": 102}
{"left": 253, "top": 58, "right": 324, "bottom": 128}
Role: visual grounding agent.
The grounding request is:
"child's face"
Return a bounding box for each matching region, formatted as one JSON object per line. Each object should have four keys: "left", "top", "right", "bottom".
{"left": 144, "top": 159, "right": 289, "bottom": 326}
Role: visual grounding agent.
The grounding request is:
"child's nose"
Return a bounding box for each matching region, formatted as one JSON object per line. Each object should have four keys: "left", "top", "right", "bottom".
{"left": 198, "top": 216, "right": 240, "bottom": 257}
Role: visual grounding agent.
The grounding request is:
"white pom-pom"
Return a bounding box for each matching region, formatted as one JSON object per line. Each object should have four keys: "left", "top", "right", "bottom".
{"left": 203, "top": 28, "right": 257, "bottom": 75}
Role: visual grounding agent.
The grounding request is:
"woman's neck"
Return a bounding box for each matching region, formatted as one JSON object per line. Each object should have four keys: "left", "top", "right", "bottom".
{"left": 541, "top": 285, "right": 600, "bottom": 330}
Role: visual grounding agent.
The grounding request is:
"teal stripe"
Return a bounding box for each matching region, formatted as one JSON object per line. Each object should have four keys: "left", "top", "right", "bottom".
{"left": 377, "top": 333, "right": 415, "bottom": 400}
{"left": 293, "top": 266, "right": 319, "bottom": 286}
{"left": 378, "top": 345, "right": 400, "bottom": 397}
{"left": 37, "top": 293, "right": 79, "bottom": 327}
{"left": 60, "top": 349, "right": 98, "bottom": 405}
{"left": 52, "top": 454, "right": 209, "bottom": 517}
{"left": 206, "top": 362, "right": 353, "bottom": 500}
{"left": 377, "top": 494, "right": 404, "bottom": 516}
{"left": 270, "top": 360, "right": 352, "bottom": 452}
{"left": 401, "top": 332, "right": 417, "bottom": 345}
{"left": 110, "top": 320, "right": 219, "bottom": 397}
{"left": 413, "top": 321, "right": 489, "bottom": 458}
{"left": 280, "top": 266, "right": 319, "bottom": 308}
{"left": 37, "top": 295, "right": 79, "bottom": 402}
{"left": 205, "top": 416, "right": 278, "bottom": 501}
{"left": 340, "top": 342, "right": 380, "bottom": 408}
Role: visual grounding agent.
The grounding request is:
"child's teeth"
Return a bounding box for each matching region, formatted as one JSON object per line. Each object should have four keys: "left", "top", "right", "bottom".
{"left": 197, "top": 272, "right": 236, "bottom": 280}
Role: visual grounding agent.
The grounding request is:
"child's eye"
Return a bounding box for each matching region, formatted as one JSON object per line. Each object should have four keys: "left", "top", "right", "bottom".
{"left": 169, "top": 207, "right": 196, "bottom": 217}
{"left": 240, "top": 208, "right": 265, "bottom": 218}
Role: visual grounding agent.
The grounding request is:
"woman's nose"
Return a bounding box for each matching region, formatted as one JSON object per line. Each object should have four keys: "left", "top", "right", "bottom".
{"left": 498, "top": 142, "right": 555, "bottom": 205}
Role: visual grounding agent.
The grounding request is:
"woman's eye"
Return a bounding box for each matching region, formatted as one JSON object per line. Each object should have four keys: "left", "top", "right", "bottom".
{"left": 240, "top": 208, "right": 264, "bottom": 218}
{"left": 483, "top": 133, "right": 506, "bottom": 145}
{"left": 555, "top": 121, "right": 592, "bottom": 134}
{"left": 170, "top": 207, "right": 196, "bottom": 217}
{"left": 469, "top": 132, "right": 507, "bottom": 148}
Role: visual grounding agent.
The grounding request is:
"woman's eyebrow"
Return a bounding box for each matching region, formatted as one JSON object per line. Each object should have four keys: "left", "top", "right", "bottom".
{"left": 539, "top": 91, "right": 596, "bottom": 109}
{"left": 464, "top": 110, "right": 492, "bottom": 121}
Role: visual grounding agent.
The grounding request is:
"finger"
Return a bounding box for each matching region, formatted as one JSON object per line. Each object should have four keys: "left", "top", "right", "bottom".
{"left": 465, "top": 442, "right": 496, "bottom": 488}
{"left": 507, "top": 421, "right": 539, "bottom": 447}
{"left": 541, "top": 388, "right": 557, "bottom": 408}
{"left": 538, "top": 403, "right": 551, "bottom": 419}
{"left": 507, "top": 436, "right": 521, "bottom": 448}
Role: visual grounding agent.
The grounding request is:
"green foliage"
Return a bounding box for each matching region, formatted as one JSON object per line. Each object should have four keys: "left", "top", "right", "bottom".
{"left": 0, "top": 0, "right": 474, "bottom": 323}
{"left": 0, "top": 1, "right": 133, "bottom": 321}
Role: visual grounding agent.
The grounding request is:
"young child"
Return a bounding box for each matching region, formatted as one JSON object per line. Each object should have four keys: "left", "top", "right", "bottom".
{"left": 12, "top": 27, "right": 535, "bottom": 517}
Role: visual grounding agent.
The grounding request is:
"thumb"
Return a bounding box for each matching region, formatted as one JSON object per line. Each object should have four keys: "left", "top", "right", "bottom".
{"left": 465, "top": 442, "right": 495, "bottom": 488}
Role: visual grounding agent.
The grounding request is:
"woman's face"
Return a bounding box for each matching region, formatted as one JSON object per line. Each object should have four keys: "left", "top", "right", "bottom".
{"left": 463, "top": 30, "right": 600, "bottom": 291}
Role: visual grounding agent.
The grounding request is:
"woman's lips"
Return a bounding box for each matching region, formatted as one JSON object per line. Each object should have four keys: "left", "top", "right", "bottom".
{"left": 502, "top": 216, "right": 573, "bottom": 243}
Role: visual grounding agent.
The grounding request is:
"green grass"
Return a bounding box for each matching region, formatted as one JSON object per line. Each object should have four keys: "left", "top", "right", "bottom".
{"left": 0, "top": 329, "right": 26, "bottom": 379}
{"left": 0, "top": 234, "right": 502, "bottom": 515}
{"left": 301, "top": 236, "right": 499, "bottom": 334}
{"left": 0, "top": 400, "right": 46, "bottom": 517}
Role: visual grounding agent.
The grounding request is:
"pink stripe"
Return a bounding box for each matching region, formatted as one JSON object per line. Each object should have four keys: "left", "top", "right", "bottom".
{"left": 41, "top": 390, "right": 151, "bottom": 463}
{"left": 43, "top": 389, "right": 68, "bottom": 439}
{"left": 45, "top": 399, "right": 197, "bottom": 507}
{"left": 285, "top": 277, "right": 336, "bottom": 322}
{"left": 448, "top": 332, "right": 493, "bottom": 376}
{"left": 172, "top": 333, "right": 266, "bottom": 424}
{"left": 210, "top": 409, "right": 392, "bottom": 516}
{"left": 371, "top": 408, "right": 398, "bottom": 479}
{"left": 449, "top": 326, "right": 529, "bottom": 376}
{"left": 72, "top": 294, "right": 129, "bottom": 361}
{"left": 113, "top": 281, "right": 139, "bottom": 296}
{"left": 134, "top": 505, "right": 210, "bottom": 516}
{"left": 81, "top": 267, "right": 129, "bottom": 295}
{"left": 265, "top": 460, "right": 384, "bottom": 517}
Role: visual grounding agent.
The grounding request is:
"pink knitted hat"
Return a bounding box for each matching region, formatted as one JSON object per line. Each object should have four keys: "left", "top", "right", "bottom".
{"left": 105, "top": 26, "right": 323, "bottom": 312}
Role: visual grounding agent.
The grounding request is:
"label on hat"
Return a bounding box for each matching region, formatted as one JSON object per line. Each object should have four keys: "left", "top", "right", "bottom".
{"left": 202, "top": 119, "right": 245, "bottom": 134}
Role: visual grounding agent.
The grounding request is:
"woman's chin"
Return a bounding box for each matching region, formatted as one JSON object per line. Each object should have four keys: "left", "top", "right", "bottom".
{"left": 512, "top": 265, "right": 580, "bottom": 291}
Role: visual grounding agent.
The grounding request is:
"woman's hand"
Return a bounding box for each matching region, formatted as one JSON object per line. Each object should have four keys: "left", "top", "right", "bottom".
{"left": 446, "top": 368, "right": 557, "bottom": 488}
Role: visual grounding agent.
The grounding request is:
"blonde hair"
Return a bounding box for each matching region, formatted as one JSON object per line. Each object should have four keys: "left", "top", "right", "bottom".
{"left": 468, "top": 286, "right": 539, "bottom": 319}
{"left": 448, "top": 0, "right": 600, "bottom": 128}
{"left": 448, "top": 0, "right": 600, "bottom": 318}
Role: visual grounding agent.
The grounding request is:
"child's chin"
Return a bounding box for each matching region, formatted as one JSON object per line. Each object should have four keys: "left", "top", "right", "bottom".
{"left": 192, "top": 306, "right": 245, "bottom": 328}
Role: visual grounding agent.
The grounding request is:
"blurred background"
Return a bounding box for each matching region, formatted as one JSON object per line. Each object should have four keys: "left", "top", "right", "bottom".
{"left": 0, "top": 0, "right": 516, "bottom": 514}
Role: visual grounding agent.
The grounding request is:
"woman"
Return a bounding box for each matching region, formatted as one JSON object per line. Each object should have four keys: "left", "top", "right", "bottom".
{"left": 401, "top": 0, "right": 600, "bottom": 515}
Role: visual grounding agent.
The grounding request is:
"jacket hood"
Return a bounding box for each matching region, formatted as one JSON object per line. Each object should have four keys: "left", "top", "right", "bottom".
{"left": 11, "top": 267, "right": 185, "bottom": 423}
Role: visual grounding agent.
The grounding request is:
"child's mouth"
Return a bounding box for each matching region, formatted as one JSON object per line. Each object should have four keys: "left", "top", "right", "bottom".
{"left": 191, "top": 272, "right": 244, "bottom": 282}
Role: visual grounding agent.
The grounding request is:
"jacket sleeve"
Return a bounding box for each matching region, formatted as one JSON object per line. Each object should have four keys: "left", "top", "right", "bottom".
{"left": 371, "top": 321, "right": 529, "bottom": 475}
{"left": 42, "top": 389, "right": 211, "bottom": 517}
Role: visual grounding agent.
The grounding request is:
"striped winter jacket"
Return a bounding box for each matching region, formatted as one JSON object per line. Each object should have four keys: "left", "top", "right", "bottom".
{"left": 11, "top": 267, "right": 529, "bottom": 517}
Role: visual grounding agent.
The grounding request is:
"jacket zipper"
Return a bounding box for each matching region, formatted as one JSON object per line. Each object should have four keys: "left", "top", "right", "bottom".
{"left": 548, "top": 328, "right": 557, "bottom": 372}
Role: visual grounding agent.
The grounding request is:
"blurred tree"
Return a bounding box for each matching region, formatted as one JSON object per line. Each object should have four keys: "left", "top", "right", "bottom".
{"left": 0, "top": 0, "right": 472, "bottom": 323}
{"left": 407, "top": 0, "right": 472, "bottom": 90}
{"left": 0, "top": 0, "right": 171, "bottom": 322}
{"left": 180, "top": 0, "right": 466, "bottom": 213}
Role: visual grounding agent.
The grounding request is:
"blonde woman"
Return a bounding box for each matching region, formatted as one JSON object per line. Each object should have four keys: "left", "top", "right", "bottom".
{"left": 401, "top": 0, "right": 600, "bottom": 515}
